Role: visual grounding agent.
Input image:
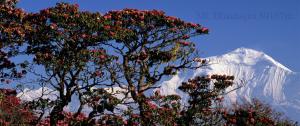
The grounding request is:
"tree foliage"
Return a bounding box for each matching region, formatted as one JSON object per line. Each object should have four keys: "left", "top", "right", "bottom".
{"left": 177, "top": 75, "right": 234, "bottom": 125}
{"left": 0, "top": 0, "right": 29, "bottom": 82}
{"left": 15, "top": 2, "right": 208, "bottom": 125}
{"left": 223, "top": 99, "right": 297, "bottom": 126}
{"left": 0, "top": 89, "right": 35, "bottom": 125}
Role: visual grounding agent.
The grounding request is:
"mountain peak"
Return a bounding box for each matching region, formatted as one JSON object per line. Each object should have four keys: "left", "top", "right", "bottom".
{"left": 213, "top": 47, "right": 293, "bottom": 72}
{"left": 160, "top": 47, "right": 298, "bottom": 121}
{"left": 231, "top": 47, "right": 263, "bottom": 55}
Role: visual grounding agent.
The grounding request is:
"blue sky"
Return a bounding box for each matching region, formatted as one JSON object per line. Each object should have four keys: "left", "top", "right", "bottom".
{"left": 17, "top": 0, "right": 300, "bottom": 71}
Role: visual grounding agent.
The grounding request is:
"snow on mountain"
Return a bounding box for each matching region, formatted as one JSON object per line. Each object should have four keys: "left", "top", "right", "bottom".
{"left": 160, "top": 47, "right": 300, "bottom": 121}
{"left": 17, "top": 87, "right": 58, "bottom": 101}
{"left": 193, "top": 47, "right": 293, "bottom": 103}
{"left": 17, "top": 86, "right": 129, "bottom": 113}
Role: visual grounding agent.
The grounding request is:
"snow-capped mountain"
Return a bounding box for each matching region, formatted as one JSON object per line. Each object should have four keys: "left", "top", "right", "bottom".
{"left": 160, "top": 47, "right": 300, "bottom": 121}
{"left": 17, "top": 47, "right": 300, "bottom": 121}
{"left": 17, "top": 87, "right": 58, "bottom": 101}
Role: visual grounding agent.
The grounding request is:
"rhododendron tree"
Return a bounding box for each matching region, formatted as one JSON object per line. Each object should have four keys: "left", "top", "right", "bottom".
{"left": 23, "top": 3, "right": 117, "bottom": 125}
{"left": 98, "top": 8, "right": 209, "bottom": 125}
{"left": 177, "top": 75, "right": 235, "bottom": 125}
{"left": 22, "top": 3, "right": 209, "bottom": 125}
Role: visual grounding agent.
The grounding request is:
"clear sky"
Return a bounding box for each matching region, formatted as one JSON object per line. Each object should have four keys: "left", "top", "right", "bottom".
{"left": 17, "top": 0, "right": 300, "bottom": 71}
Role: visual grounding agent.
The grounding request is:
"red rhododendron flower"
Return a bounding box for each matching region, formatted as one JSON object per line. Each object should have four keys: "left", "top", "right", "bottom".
{"left": 178, "top": 41, "right": 191, "bottom": 46}
{"left": 50, "top": 23, "right": 58, "bottom": 29}
{"left": 109, "top": 31, "right": 115, "bottom": 36}
{"left": 81, "top": 34, "right": 87, "bottom": 38}
{"left": 74, "top": 3, "right": 79, "bottom": 8}
{"left": 98, "top": 55, "right": 106, "bottom": 60}
{"left": 103, "top": 15, "right": 111, "bottom": 19}
{"left": 182, "top": 35, "right": 190, "bottom": 39}
{"left": 201, "top": 27, "right": 209, "bottom": 33}
{"left": 104, "top": 25, "right": 111, "bottom": 30}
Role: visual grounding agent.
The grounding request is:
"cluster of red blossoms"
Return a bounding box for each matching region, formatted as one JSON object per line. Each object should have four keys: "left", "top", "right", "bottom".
{"left": 37, "top": 112, "right": 87, "bottom": 126}
{"left": 103, "top": 8, "right": 209, "bottom": 39}
{"left": 0, "top": 89, "right": 35, "bottom": 125}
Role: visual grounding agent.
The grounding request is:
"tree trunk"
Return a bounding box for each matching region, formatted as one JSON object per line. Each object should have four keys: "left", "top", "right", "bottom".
{"left": 49, "top": 95, "right": 70, "bottom": 126}
{"left": 139, "top": 105, "right": 148, "bottom": 126}
{"left": 138, "top": 97, "right": 152, "bottom": 126}
{"left": 49, "top": 103, "right": 65, "bottom": 126}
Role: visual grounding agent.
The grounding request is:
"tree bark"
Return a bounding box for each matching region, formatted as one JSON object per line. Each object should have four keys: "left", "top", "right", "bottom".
{"left": 50, "top": 102, "right": 66, "bottom": 126}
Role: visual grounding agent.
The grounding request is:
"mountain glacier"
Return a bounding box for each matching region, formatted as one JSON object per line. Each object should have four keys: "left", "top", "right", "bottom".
{"left": 17, "top": 47, "right": 300, "bottom": 121}
{"left": 160, "top": 47, "right": 300, "bottom": 121}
